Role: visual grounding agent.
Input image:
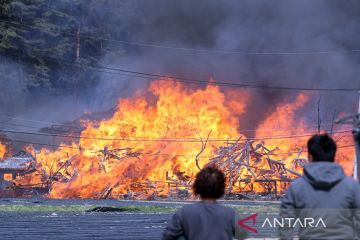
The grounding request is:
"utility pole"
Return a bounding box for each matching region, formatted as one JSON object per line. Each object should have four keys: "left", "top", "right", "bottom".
{"left": 76, "top": 24, "right": 80, "bottom": 62}
{"left": 354, "top": 91, "right": 360, "bottom": 180}
{"left": 74, "top": 24, "right": 81, "bottom": 112}
{"left": 336, "top": 91, "right": 360, "bottom": 181}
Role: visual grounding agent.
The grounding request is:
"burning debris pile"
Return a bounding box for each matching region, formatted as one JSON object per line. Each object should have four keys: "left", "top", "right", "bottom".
{"left": 0, "top": 79, "right": 355, "bottom": 200}
{"left": 0, "top": 136, "right": 305, "bottom": 199}
{"left": 0, "top": 133, "right": 13, "bottom": 159}
{"left": 0, "top": 150, "right": 49, "bottom": 197}
{"left": 208, "top": 140, "right": 305, "bottom": 199}
{"left": 118, "top": 139, "right": 307, "bottom": 200}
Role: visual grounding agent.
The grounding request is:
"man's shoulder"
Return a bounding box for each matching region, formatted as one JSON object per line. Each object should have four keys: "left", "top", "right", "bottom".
{"left": 216, "top": 203, "right": 236, "bottom": 213}
{"left": 342, "top": 176, "right": 358, "bottom": 183}
{"left": 180, "top": 202, "right": 203, "bottom": 213}
{"left": 289, "top": 176, "right": 307, "bottom": 189}
{"left": 341, "top": 176, "right": 360, "bottom": 189}
{"left": 180, "top": 203, "right": 197, "bottom": 211}
{"left": 289, "top": 175, "right": 359, "bottom": 191}
{"left": 181, "top": 202, "right": 235, "bottom": 213}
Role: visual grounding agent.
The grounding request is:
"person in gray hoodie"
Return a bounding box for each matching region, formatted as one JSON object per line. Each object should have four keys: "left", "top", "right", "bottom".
{"left": 279, "top": 134, "right": 360, "bottom": 239}
{"left": 162, "top": 166, "right": 247, "bottom": 240}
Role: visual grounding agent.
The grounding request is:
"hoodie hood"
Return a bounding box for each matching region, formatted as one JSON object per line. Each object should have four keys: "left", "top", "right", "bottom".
{"left": 303, "top": 162, "right": 345, "bottom": 189}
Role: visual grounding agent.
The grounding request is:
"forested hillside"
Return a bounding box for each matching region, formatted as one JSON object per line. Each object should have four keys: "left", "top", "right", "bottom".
{"left": 1, "top": 0, "right": 359, "bottom": 121}
{"left": 0, "top": 0, "right": 127, "bottom": 95}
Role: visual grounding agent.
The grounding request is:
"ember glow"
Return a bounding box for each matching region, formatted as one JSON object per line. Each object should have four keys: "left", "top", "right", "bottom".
{"left": 18, "top": 79, "right": 354, "bottom": 198}
{"left": 0, "top": 143, "right": 6, "bottom": 159}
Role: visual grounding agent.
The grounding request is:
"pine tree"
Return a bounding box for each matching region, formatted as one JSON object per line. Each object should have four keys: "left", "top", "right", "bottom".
{"left": 0, "top": 0, "right": 128, "bottom": 96}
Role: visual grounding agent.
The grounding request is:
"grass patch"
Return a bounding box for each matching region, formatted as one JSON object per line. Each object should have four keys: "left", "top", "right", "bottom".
{"left": 235, "top": 205, "right": 279, "bottom": 214}
{"left": 0, "top": 204, "right": 94, "bottom": 212}
{"left": 0, "top": 203, "right": 277, "bottom": 214}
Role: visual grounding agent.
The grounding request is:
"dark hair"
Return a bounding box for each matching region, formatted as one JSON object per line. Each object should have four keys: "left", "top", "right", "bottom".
{"left": 193, "top": 166, "right": 226, "bottom": 199}
{"left": 307, "top": 134, "right": 337, "bottom": 162}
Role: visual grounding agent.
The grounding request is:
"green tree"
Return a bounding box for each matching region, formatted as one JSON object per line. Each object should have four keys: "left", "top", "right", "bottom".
{"left": 0, "top": 0, "right": 120, "bottom": 95}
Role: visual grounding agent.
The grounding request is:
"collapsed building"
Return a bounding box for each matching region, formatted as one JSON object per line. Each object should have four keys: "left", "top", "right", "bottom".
{"left": 119, "top": 140, "right": 305, "bottom": 200}
{"left": 207, "top": 140, "right": 305, "bottom": 199}
{"left": 0, "top": 127, "right": 306, "bottom": 200}
{"left": 0, "top": 81, "right": 354, "bottom": 200}
{"left": 0, "top": 151, "right": 49, "bottom": 197}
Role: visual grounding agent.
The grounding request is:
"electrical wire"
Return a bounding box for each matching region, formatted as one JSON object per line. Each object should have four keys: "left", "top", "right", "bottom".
{"left": 2, "top": 19, "right": 360, "bottom": 56}
{"left": 2, "top": 23, "right": 359, "bottom": 92}
{"left": 9, "top": 138, "right": 356, "bottom": 159}
{"left": 0, "top": 114, "right": 342, "bottom": 135}
{"left": 7, "top": 50, "right": 360, "bottom": 92}
{"left": 0, "top": 128, "right": 352, "bottom": 143}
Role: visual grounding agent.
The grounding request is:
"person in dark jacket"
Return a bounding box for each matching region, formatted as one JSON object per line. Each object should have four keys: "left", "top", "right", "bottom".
{"left": 280, "top": 134, "right": 360, "bottom": 239}
{"left": 162, "top": 166, "right": 247, "bottom": 240}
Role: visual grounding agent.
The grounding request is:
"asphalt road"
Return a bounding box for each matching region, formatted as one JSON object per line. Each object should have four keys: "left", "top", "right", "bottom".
{"left": 0, "top": 198, "right": 280, "bottom": 240}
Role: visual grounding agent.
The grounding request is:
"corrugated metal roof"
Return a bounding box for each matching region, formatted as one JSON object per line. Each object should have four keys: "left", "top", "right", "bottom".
{"left": 0, "top": 156, "right": 34, "bottom": 170}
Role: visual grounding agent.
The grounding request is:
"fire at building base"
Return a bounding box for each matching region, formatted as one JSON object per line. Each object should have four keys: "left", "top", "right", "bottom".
{"left": 0, "top": 80, "right": 354, "bottom": 200}
{"left": 0, "top": 141, "right": 302, "bottom": 200}
{"left": 0, "top": 151, "right": 49, "bottom": 198}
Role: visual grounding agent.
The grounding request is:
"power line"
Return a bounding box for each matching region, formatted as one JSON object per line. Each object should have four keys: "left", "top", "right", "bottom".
{"left": 1, "top": 24, "right": 359, "bottom": 92}
{"left": 3, "top": 19, "right": 360, "bottom": 56}
{"left": 0, "top": 115, "right": 342, "bottom": 134}
{"left": 0, "top": 128, "right": 352, "bottom": 143}
{"left": 9, "top": 138, "right": 356, "bottom": 159}
{"left": 0, "top": 115, "right": 83, "bottom": 130}
{"left": 0, "top": 121, "right": 84, "bottom": 134}
{"left": 12, "top": 51, "right": 360, "bottom": 92}
{"left": 77, "top": 60, "right": 360, "bottom": 92}
{"left": 0, "top": 121, "right": 47, "bottom": 130}
{"left": 11, "top": 139, "right": 94, "bottom": 152}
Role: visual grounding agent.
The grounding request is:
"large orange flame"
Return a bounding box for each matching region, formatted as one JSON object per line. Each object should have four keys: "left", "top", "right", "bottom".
{"left": 25, "top": 79, "right": 250, "bottom": 198}
{"left": 0, "top": 143, "right": 6, "bottom": 159}
{"left": 17, "top": 79, "right": 355, "bottom": 198}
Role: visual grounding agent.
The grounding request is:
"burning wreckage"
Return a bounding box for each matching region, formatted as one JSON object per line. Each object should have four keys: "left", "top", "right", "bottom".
{"left": 207, "top": 139, "right": 305, "bottom": 199}
{"left": 0, "top": 138, "right": 305, "bottom": 200}
{"left": 122, "top": 139, "right": 306, "bottom": 200}
{"left": 0, "top": 80, "right": 354, "bottom": 200}
{"left": 0, "top": 151, "right": 49, "bottom": 197}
